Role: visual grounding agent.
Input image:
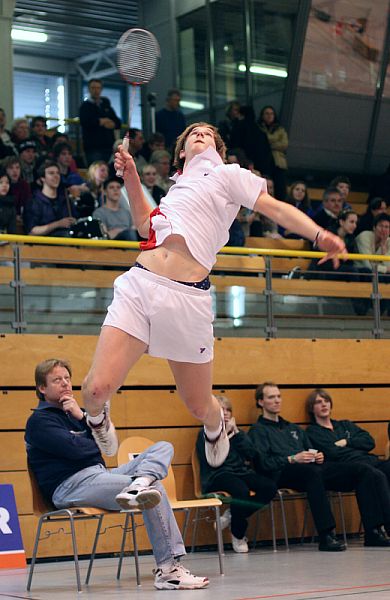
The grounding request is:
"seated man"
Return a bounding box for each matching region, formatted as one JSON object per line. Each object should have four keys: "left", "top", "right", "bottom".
{"left": 250, "top": 383, "right": 390, "bottom": 548}
{"left": 313, "top": 187, "right": 343, "bottom": 230}
{"left": 196, "top": 395, "right": 277, "bottom": 553}
{"left": 25, "top": 358, "right": 208, "bottom": 591}
{"left": 93, "top": 177, "right": 137, "bottom": 241}
{"left": 23, "top": 160, "right": 77, "bottom": 236}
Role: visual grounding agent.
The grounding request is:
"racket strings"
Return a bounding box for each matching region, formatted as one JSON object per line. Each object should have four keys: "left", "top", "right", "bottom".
{"left": 117, "top": 29, "right": 160, "bottom": 84}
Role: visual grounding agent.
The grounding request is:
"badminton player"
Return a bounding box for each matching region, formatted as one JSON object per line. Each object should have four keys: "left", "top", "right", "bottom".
{"left": 82, "top": 123, "right": 346, "bottom": 466}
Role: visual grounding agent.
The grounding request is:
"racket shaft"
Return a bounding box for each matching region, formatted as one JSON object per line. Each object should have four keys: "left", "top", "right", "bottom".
{"left": 116, "top": 136, "right": 129, "bottom": 177}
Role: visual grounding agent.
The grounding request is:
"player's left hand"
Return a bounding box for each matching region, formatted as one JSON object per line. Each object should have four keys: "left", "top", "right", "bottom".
{"left": 316, "top": 229, "right": 347, "bottom": 268}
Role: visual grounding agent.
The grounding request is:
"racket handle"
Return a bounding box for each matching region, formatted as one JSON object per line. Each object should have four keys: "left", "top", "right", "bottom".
{"left": 116, "top": 136, "right": 130, "bottom": 177}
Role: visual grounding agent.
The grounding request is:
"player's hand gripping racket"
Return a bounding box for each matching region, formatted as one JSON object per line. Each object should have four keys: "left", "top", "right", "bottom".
{"left": 116, "top": 28, "right": 161, "bottom": 177}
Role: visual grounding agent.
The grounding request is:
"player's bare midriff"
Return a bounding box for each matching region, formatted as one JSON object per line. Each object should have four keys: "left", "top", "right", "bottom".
{"left": 136, "top": 234, "right": 209, "bottom": 282}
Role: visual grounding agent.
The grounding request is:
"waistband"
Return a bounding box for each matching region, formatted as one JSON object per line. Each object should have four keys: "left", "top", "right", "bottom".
{"left": 133, "top": 261, "right": 210, "bottom": 290}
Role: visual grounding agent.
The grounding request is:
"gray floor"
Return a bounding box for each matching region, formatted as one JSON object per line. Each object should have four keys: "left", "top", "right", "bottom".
{"left": 1, "top": 541, "right": 390, "bottom": 600}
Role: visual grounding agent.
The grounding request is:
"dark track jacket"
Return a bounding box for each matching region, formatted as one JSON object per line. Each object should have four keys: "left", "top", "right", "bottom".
{"left": 248, "top": 415, "right": 311, "bottom": 478}
{"left": 25, "top": 401, "right": 104, "bottom": 502}
{"left": 306, "top": 419, "right": 381, "bottom": 464}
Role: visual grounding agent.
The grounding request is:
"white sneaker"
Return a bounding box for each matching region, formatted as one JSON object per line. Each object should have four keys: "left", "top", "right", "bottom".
{"left": 204, "top": 420, "right": 229, "bottom": 467}
{"left": 153, "top": 562, "right": 209, "bottom": 590}
{"left": 231, "top": 534, "right": 248, "bottom": 553}
{"left": 115, "top": 482, "right": 161, "bottom": 510}
{"left": 86, "top": 402, "right": 118, "bottom": 456}
{"left": 214, "top": 508, "right": 231, "bottom": 531}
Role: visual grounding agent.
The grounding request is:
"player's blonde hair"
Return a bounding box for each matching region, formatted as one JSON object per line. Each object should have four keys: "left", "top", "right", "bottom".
{"left": 173, "top": 122, "right": 226, "bottom": 171}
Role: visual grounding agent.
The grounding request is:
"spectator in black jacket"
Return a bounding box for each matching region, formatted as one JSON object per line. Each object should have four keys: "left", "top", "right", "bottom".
{"left": 0, "top": 169, "right": 16, "bottom": 234}
{"left": 196, "top": 395, "right": 276, "bottom": 553}
{"left": 313, "top": 187, "right": 343, "bottom": 230}
{"left": 79, "top": 79, "right": 121, "bottom": 165}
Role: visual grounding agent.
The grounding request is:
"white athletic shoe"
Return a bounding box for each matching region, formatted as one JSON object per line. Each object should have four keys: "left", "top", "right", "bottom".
{"left": 153, "top": 562, "right": 209, "bottom": 590}
{"left": 115, "top": 481, "right": 162, "bottom": 511}
{"left": 86, "top": 402, "right": 118, "bottom": 457}
{"left": 204, "top": 420, "right": 229, "bottom": 467}
{"left": 214, "top": 508, "right": 231, "bottom": 531}
{"left": 231, "top": 534, "right": 249, "bottom": 553}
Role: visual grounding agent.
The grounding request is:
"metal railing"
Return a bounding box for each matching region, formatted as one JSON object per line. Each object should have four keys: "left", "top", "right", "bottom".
{"left": 1, "top": 234, "right": 389, "bottom": 338}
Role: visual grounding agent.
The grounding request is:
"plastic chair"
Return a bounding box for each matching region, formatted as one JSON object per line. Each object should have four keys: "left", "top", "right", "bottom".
{"left": 26, "top": 464, "right": 116, "bottom": 592}
{"left": 117, "top": 437, "right": 224, "bottom": 576}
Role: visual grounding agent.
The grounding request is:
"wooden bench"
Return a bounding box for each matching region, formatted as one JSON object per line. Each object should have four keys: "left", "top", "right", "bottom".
{"left": 1, "top": 335, "right": 389, "bottom": 557}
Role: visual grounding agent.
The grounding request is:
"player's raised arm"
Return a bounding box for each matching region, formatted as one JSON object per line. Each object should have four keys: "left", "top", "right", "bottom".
{"left": 254, "top": 192, "right": 346, "bottom": 268}
{"left": 115, "top": 145, "right": 151, "bottom": 237}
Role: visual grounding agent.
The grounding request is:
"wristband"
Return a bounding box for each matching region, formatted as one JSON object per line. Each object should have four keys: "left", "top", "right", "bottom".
{"left": 312, "top": 230, "right": 322, "bottom": 249}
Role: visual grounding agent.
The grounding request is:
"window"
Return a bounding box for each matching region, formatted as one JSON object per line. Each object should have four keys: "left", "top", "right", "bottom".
{"left": 14, "top": 71, "right": 65, "bottom": 130}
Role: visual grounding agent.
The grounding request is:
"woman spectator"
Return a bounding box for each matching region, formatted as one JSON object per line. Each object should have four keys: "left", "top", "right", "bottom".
{"left": 217, "top": 100, "right": 241, "bottom": 148}
{"left": 230, "top": 105, "right": 274, "bottom": 176}
{"left": 355, "top": 197, "right": 388, "bottom": 236}
{"left": 150, "top": 149, "right": 173, "bottom": 194}
{"left": 196, "top": 396, "right": 277, "bottom": 553}
{"left": 3, "top": 155, "right": 32, "bottom": 223}
{"left": 249, "top": 175, "right": 281, "bottom": 239}
{"left": 85, "top": 160, "right": 109, "bottom": 208}
{"left": 281, "top": 181, "right": 313, "bottom": 238}
{"left": 141, "top": 164, "right": 166, "bottom": 206}
{"left": 0, "top": 169, "right": 16, "bottom": 234}
{"left": 258, "top": 106, "right": 288, "bottom": 200}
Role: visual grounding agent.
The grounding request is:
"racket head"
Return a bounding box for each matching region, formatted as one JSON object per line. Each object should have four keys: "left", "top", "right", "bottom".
{"left": 117, "top": 28, "right": 161, "bottom": 85}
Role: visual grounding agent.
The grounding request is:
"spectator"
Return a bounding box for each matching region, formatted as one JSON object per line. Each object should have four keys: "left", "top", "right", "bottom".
{"left": 226, "top": 147, "right": 250, "bottom": 168}
{"left": 355, "top": 213, "right": 390, "bottom": 276}
{"left": 85, "top": 160, "right": 109, "bottom": 208}
{"left": 140, "top": 132, "right": 166, "bottom": 163}
{"left": 50, "top": 132, "right": 79, "bottom": 172}
{"left": 313, "top": 187, "right": 343, "bottom": 230}
{"left": 258, "top": 106, "right": 288, "bottom": 200}
{"left": 230, "top": 105, "right": 274, "bottom": 176}
{"left": 155, "top": 88, "right": 186, "bottom": 151}
{"left": 249, "top": 175, "right": 281, "bottom": 239}
{"left": 306, "top": 388, "right": 390, "bottom": 546}
{"left": 217, "top": 101, "right": 242, "bottom": 148}
{"left": 25, "top": 358, "right": 208, "bottom": 591}
{"left": 0, "top": 108, "right": 17, "bottom": 158}
{"left": 0, "top": 169, "right": 16, "bottom": 234}
{"left": 141, "top": 164, "right": 166, "bottom": 206}
{"left": 128, "top": 128, "right": 147, "bottom": 174}
{"left": 3, "top": 155, "right": 31, "bottom": 219}
{"left": 150, "top": 149, "right": 173, "bottom": 193}
{"left": 308, "top": 209, "right": 359, "bottom": 280}
{"left": 79, "top": 78, "right": 121, "bottom": 165}
{"left": 93, "top": 177, "right": 137, "bottom": 241}
{"left": 286, "top": 181, "right": 312, "bottom": 214}
{"left": 17, "top": 139, "right": 38, "bottom": 185}
{"left": 23, "top": 160, "right": 77, "bottom": 236}
{"left": 196, "top": 395, "right": 277, "bottom": 553}
{"left": 329, "top": 175, "right": 352, "bottom": 207}
{"left": 248, "top": 382, "right": 345, "bottom": 551}
{"left": 355, "top": 197, "right": 388, "bottom": 236}
{"left": 30, "top": 116, "right": 51, "bottom": 157}
{"left": 10, "top": 118, "right": 30, "bottom": 146}
{"left": 53, "top": 142, "right": 87, "bottom": 196}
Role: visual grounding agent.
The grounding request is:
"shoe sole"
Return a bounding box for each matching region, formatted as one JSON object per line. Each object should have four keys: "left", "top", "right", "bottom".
{"left": 154, "top": 580, "right": 209, "bottom": 590}
{"left": 116, "top": 489, "right": 161, "bottom": 511}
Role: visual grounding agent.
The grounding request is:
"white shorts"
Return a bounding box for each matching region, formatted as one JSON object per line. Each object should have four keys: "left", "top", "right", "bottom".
{"left": 104, "top": 266, "right": 214, "bottom": 363}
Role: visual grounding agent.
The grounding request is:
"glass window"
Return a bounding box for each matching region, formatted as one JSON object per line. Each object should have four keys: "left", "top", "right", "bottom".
{"left": 14, "top": 71, "right": 65, "bottom": 131}
{"left": 211, "top": 0, "right": 246, "bottom": 106}
{"left": 178, "top": 7, "right": 209, "bottom": 116}
{"left": 251, "top": 0, "right": 299, "bottom": 103}
{"left": 299, "top": 0, "right": 389, "bottom": 95}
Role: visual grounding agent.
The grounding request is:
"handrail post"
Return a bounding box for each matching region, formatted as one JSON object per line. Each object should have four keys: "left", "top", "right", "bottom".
{"left": 264, "top": 256, "right": 277, "bottom": 338}
{"left": 10, "top": 244, "right": 26, "bottom": 334}
{"left": 371, "top": 265, "right": 383, "bottom": 339}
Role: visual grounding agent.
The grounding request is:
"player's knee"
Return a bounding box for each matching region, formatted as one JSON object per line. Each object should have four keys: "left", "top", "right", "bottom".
{"left": 189, "top": 403, "right": 209, "bottom": 422}
{"left": 82, "top": 374, "right": 112, "bottom": 402}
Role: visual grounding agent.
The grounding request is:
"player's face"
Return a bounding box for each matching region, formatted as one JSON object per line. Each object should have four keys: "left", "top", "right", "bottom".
{"left": 38, "top": 366, "right": 72, "bottom": 404}
{"left": 180, "top": 126, "right": 216, "bottom": 164}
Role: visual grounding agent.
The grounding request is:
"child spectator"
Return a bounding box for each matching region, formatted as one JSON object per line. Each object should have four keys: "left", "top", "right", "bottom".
{"left": 18, "top": 139, "right": 38, "bottom": 184}
{"left": 53, "top": 142, "right": 87, "bottom": 197}
{"left": 0, "top": 169, "right": 16, "bottom": 234}
{"left": 23, "top": 160, "right": 77, "bottom": 237}
{"left": 93, "top": 177, "right": 136, "bottom": 241}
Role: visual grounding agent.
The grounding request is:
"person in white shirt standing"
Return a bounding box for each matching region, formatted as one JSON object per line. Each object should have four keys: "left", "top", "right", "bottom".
{"left": 81, "top": 122, "right": 346, "bottom": 471}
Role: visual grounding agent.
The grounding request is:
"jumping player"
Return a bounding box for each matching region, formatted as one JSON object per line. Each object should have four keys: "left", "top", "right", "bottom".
{"left": 82, "top": 123, "right": 346, "bottom": 466}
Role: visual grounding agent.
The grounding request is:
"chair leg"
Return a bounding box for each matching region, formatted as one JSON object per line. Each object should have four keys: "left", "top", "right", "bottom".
{"left": 301, "top": 499, "right": 310, "bottom": 543}
{"left": 214, "top": 505, "right": 224, "bottom": 576}
{"left": 68, "top": 513, "right": 82, "bottom": 593}
{"left": 270, "top": 501, "right": 277, "bottom": 552}
{"left": 182, "top": 508, "right": 191, "bottom": 547}
{"left": 130, "top": 513, "right": 141, "bottom": 587}
{"left": 26, "top": 515, "right": 45, "bottom": 591}
{"left": 252, "top": 509, "right": 260, "bottom": 549}
{"left": 190, "top": 508, "right": 199, "bottom": 553}
{"left": 278, "top": 492, "right": 289, "bottom": 550}
{"left": 337, "top": 492, "right": 348, "bottom": 547}
{"left": 85, "top": 514, "right": 104, "bottom": 585}
{"left": 117, "top": 512, "right": 130, "bottom": 580}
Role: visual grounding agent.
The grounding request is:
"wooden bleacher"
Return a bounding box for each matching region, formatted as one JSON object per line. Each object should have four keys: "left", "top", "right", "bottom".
{"left": 1, "top": 334, "right": 389, "bottom": 558}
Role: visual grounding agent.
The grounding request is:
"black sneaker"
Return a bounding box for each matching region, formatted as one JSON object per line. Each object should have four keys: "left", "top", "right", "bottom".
{"left": 318, "top": 534, "right": 346, "bottom": 552}
{"left": 364, "top": 528, "right": 390, "bottom": 547}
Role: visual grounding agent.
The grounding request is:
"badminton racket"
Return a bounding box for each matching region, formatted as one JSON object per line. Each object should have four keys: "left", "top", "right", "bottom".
{"left": 116, "top": 28, "right": 161, "bottom": 177}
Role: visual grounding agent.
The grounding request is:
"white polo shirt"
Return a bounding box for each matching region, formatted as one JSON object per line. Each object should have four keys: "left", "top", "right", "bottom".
{"left": 140, "top": 147, "right": 267, "bottom": 271}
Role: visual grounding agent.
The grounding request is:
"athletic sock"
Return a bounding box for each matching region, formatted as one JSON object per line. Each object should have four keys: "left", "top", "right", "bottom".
{"left": 87, "top": 412, "right": 105, "bottom": 426}
{"left": 132, "top": 475, "right": 155, "bottom": 488}
{"left": 204, "top": 420, "right": 223, "bottom": 441}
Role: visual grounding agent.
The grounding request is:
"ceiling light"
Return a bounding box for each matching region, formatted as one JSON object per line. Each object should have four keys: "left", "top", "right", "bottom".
{"left": 180, "top": 100, "right": 205, "bottom": 110}
{"left": 11, "top": 29, "right": 48, "bottom": 43}
{"left": 238, "top": 63, "right": 288, "bottom": 78}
